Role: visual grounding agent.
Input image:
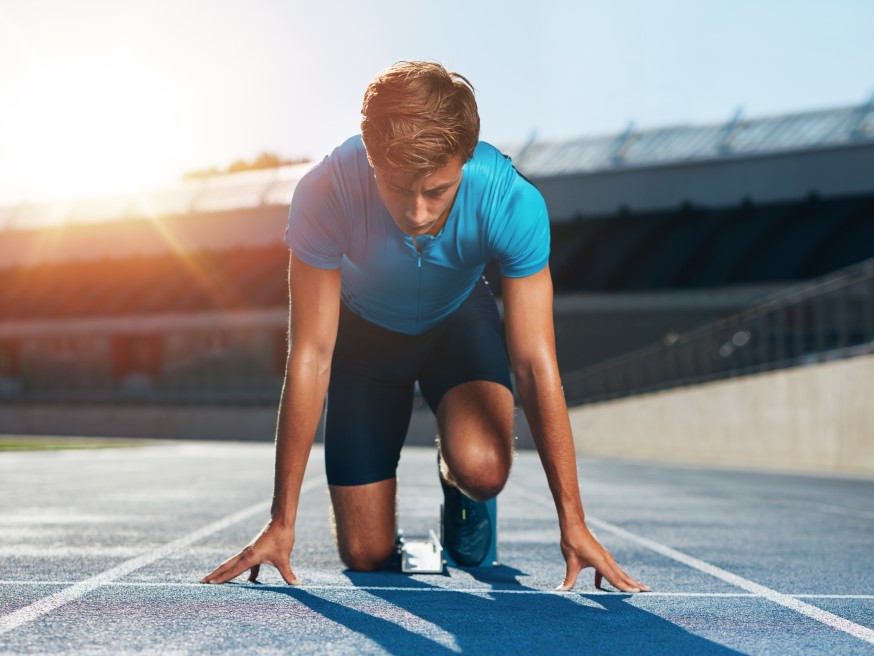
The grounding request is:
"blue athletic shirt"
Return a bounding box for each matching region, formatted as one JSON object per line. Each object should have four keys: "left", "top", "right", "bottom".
{"left": 284, "top": 135, "right": 550, "bottom": 335}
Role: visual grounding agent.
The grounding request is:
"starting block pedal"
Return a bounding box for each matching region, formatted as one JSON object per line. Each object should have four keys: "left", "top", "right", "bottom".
{"left": 398, "top": 529, "right": 444, "bottom": 574}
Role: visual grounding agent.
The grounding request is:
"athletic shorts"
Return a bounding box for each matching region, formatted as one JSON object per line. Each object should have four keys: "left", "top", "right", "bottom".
{"left": 324, "top": 277, "right": 512, "bottom": 486}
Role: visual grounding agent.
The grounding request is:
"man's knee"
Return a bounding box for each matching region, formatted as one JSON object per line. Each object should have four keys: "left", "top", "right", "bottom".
{"left": 441, "top": 442, "right": 511, "bottom": 501}
{"left": 436, "top": 381, "right": 514, "bottom": 500}
{"left": 455, "top": 466, "right": 509, "bottom": 502}
{"left": 337, "top": 534, "right": 395, "bottom": 571}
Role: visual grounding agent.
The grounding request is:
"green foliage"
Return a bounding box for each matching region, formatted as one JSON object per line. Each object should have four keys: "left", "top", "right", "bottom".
{"left": 182, "top": 152, "right": 310, "bottom": 180}
{"left": 0, "top": 436, "right": 155, "bottom": 451}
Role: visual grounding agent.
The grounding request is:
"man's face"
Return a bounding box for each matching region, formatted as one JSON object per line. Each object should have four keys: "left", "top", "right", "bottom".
{"left": 372, "top": 156, "right": 464, "bottom": 238}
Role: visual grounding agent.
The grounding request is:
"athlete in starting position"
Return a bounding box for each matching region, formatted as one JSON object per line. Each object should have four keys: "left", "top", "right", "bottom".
{"left": 202, "top": 61, "right": 649, "bottom": 593}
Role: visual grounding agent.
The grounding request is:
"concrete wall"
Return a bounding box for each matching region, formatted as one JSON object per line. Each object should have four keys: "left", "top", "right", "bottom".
{"left": 0, "top": 404, "right": 280, "bottom": 442}
{"left": 0, "top": 402, "right": 541, "bottom": 450}
{"left": 0, "top": 403, "right": 454, "bottom": 447}
{"left": 537, "top": 143, "right": 874, "bottom": 219}
{"left": 8, "top": 353, "right": 871, "bottom": 472}
{"left": 569, "top": 353, "right": 874, "bottom": 476}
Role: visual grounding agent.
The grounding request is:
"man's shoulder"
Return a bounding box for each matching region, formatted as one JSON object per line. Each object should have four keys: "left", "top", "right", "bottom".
{"left": 465, "top": 141, "right": 534, "bottom": 191}
{"left": 302, "top": 136, "right": 367, "bottom": 179}
{"left": 294, "top": 136, "right": 370, "bottom": 203}
{"left": 467, "top": 141, "right": 510, "bottom": 174}
{"left": 465, "top": 141, "right": 544, "bottom": 209}
{"left": 331, "top": 135, "right": 369, "bottom": 164}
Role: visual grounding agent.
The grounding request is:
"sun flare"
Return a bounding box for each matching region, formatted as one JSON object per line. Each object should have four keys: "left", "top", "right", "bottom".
{"left": 1, "top": 18, "right": 195, "bottom": 205}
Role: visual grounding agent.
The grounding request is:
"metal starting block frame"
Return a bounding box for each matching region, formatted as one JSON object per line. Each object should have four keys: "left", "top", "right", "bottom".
{"left": 398, "top": 497, "right": 498, "bottom": 574}
{"left": 398, "top": 529, "right": 444, "bottom": 574}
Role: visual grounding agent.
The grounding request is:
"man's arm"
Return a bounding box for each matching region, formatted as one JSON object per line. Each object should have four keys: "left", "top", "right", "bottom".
{"left": 201, "top": 253, "right": 341, "bottom": 585}
{"left": 502, "top": 266, "right": 649, "bottom": 593}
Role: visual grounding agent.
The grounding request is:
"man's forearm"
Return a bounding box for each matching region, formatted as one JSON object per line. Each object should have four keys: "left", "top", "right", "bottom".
{"left": 515, "top": 363, "right": 585, "bottom": 530}
{"left": 270, "top": 351, "right": 332, "bottom": 526}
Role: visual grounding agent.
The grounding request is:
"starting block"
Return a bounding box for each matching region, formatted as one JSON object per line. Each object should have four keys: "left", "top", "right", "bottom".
{"left": 398, "top": 530, "right": 444, "bottom": 574}
{"left": 397, "top": 497, "right": 499, "bottom": 573}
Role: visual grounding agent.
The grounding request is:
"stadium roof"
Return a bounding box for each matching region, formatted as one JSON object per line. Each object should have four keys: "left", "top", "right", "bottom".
{"left": 1, "top": 99, "right": 872, "bottom": 232}
{"left": 505, "top": 98, "right": 874, "bottom": 178}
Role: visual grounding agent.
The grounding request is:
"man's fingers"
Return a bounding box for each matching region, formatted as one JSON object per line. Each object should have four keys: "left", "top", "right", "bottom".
{"left": 274, "top": 557, "right": 301, "bottom": 586}
{"left": 204, "top": 562, "right": 248, "bottom": 584}
{"left": 200, "top": 560, "right": 235, "bottom": 584}
{"left": 613, "top": 562, "right": 651, "bottom": 592}
{"left": 200, "top": 552, "right": 240, "bottom": 583}
{"left": 556, "top": 561, "right": 647, "bottom": 594}
{"left": 598, "top": 562, "right": 640, "bottom": 593}
{"left": 201, "top": 548, "right": 256, "bottom": 584}
{"left": 554, "top": 560, "right": 581, "bottom": 592}
{"left": 247, "top": 563, "right": 261, "bottom": 582}
{"left": 210, "top": 558, "right": 254, "bottom": 584}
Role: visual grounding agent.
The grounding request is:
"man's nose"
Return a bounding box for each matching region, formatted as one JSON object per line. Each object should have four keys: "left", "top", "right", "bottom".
{"left": 405, "top": 195, "right": 427, "bottom": 223}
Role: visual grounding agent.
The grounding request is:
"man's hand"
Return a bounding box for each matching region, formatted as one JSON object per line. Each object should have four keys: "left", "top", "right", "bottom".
{"left": 555, "top": 521, "right": 650, "bottom": 593}
{"left": 200, "top": 520, "right": 299, "bottom": 585}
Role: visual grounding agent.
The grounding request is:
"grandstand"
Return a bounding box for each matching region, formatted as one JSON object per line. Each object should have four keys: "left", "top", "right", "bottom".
{"left": 1, "top": 100, "right": 873, "bottom": 442}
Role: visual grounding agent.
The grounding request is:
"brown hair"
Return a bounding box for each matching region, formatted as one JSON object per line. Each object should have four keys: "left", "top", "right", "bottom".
{"left": 361, "top": 61, "right": 480, "bottom": 176}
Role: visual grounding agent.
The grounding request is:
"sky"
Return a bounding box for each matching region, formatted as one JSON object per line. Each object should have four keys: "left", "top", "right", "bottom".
{"left": 0, "top": 0, "right": 872, "bottom": 205}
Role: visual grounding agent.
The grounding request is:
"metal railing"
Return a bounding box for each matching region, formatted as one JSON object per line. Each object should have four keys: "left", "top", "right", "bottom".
{"left": 562, "top": 257, "right": 874, "bottom": 406}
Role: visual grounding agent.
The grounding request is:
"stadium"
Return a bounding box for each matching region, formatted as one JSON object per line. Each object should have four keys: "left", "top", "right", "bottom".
{"left": 2, "top": 97, "right": 874, "bottom": 654}
{"left": 0, "top": 100, "right": 872, "bottom": 472}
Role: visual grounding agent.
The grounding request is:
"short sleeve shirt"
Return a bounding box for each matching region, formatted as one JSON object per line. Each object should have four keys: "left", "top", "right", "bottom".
{"left": 285, "top": 136, "right": 550, "bottom": 335}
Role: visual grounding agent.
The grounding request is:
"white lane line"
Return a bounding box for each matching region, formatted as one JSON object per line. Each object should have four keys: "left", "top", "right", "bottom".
{"left": 793, "top": 594, "right": 874, "bottom": 600}
{"left": 0, "top": 580, "right": 757, "bottom": 596}
{"left": 0, "top": 475, "right": 325, "bottom": 636}
{"left": 568, "top": 509, "right": 874, "bottom": 644}
{"left": 3, "top": 580, "right": 873, "bottom": 600}
{"left": 753, "top": 497, "right": 874, "bottom": 522}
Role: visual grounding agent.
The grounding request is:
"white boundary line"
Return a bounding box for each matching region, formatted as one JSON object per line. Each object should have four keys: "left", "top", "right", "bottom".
{"left": 0, "top": 581, "right": 753, "bottom": 596}
{"left": 0, "top": 476, "right": 325, "bottom": 636}
{"left": 582, "top": 513, "right": 874, "bottom": 644}
{"left": 519, "top": 489, "right": 874, "bottom": 645}
{"left": 2, "top": 580, "right": 874, "bottom": 601}
{"left": 752, "top": 497, "right": 874, "bottom": 522}
{"left": 2, "top": 580, "right": 874, "bottom": 603}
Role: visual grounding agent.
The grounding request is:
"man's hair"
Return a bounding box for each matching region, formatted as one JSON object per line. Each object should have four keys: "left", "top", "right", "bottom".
{"left": 361, "top": 61, "right": 480, "bottom": 177}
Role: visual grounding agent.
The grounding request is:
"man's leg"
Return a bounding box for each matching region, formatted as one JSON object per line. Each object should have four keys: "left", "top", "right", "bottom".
{"left": 324, "top": 370, "right": 413, "bottom": 572}
{"left": 437, "top": 380, "right": 515, "bottom": 501}
{"left": 329, "top": 479, "right": 397, "bottom": 571}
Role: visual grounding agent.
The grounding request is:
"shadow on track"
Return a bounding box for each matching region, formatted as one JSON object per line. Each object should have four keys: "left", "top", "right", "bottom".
{"left": 248, "top": 566, "right": 743, "bottom": 655}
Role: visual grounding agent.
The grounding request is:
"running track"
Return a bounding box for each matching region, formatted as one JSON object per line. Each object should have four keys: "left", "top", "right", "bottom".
{"left": 1, "top": 440, "right": 872, "bottom": 654}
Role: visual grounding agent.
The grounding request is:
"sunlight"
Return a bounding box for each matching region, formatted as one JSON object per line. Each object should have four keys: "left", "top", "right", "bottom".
{"left": 2, "top": 29, "right": 186, "bottom": 204}
{"left": 143, "top": 211, "right": 240, "bottom": 310}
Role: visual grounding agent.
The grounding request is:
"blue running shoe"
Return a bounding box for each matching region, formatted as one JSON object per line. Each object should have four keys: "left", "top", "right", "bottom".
{"left": 440, "top": 474, "right": 492, "bottom": 567}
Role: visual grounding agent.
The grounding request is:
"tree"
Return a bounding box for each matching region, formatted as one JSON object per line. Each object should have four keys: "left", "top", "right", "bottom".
{"left": 182, "top": 152, "right": 309, "bottom": 180}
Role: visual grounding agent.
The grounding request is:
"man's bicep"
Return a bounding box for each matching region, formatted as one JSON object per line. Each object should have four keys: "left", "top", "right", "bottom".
{"left": 491, "top": 181, "right": 550, "bottom": 278}
{"left": 501, "top": 266, "right": 557, "bottom": 368}
{"left": 287, "top": 252, "right": 342, "bottom": 358}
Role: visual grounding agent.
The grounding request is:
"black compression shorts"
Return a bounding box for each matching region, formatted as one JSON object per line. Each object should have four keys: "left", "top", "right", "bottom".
{"left": 324, "top": 277, "right": 512, "bottom": 486}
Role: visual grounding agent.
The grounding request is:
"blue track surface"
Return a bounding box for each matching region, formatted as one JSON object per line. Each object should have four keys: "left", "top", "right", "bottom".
{"left": 1, "top": 440, "right": 872, "bottom": 654}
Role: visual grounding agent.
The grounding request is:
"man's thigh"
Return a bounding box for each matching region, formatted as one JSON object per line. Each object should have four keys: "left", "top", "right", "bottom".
{"left": 417, "top": 278, "right": 512, "bottom": 413}
{"left": 417, "top": 280, "right": 515, "bottom": 496}
{"left": 324, "top": 371, "right": 413, "bottom": 486}
{"left": 325, "top": 302, "right": 422, "bottom": 486}
{"left": 436, "top": 380, "right": 514, "bottom": 500}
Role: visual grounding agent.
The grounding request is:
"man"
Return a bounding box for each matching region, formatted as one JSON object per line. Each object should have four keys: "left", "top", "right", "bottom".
{"left": 202, "top": 61, "right": 649, "bottom": 593}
